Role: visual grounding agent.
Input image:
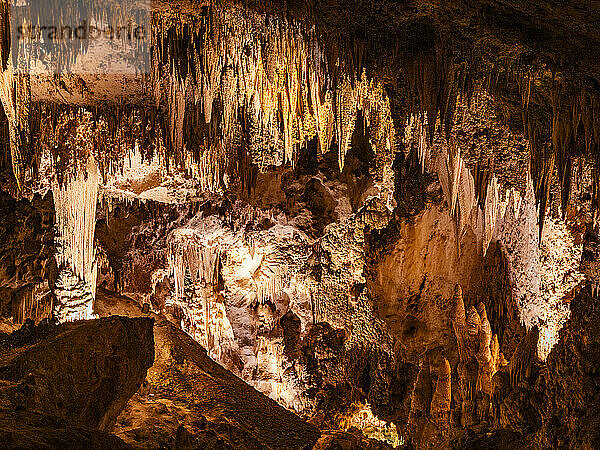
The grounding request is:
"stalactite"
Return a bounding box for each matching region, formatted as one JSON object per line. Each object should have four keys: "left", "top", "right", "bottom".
{"left": 0, "top": 0, "right": 9, "bottom": 71}
{"left": 310, "top": 69, "right": 334, "bottom": 157}
{"left": 335, "top": 75, "right": 359, "bottom": 171}
{"left": 168, "top": 228, "right": 222, "bottom": 299}
{"left": 508, "top": 326, "right": 539, "bottom": 387}
{"left": 483, "top": 177, "right": 501, "bottom": 253}
{"left": 406, "top": 47, "right": 460, "bottom": 141}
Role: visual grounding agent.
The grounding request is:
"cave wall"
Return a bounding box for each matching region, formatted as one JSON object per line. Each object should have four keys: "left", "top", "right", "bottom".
{"left": 0, "top": 190, "right": 54, "bottom": 328}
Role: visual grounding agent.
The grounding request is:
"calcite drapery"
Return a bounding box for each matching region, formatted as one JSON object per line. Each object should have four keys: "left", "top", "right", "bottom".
{"left": 405, "top": 106, "right": 583, "bottom": 359}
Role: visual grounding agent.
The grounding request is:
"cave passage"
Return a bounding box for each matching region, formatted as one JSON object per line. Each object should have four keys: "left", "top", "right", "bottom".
{"left": 0, "top": 0, "right": 599, "bottom": 448}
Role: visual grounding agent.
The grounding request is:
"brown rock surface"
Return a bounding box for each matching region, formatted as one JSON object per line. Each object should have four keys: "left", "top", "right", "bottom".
{"left": 0, "top": 409, "right": 130, "bottom": 450}
{"left": 0, "top": 316, "right": 154, "bottom": 431}
{"left": 313, "top": 430, "right": 394, "bottom": 450}
{"left": 96, "top": 289, "right": 321, "bottom": 449}
{"left": 536, "top": 290, "right": 600, "bottom": 448}
{"left": 0, "top": 190, "right": 55, "bottom": 325}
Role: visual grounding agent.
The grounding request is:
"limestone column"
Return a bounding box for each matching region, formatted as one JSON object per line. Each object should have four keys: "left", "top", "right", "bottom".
{"left": 51, "top": 156, "right": 99, "bottom": 322}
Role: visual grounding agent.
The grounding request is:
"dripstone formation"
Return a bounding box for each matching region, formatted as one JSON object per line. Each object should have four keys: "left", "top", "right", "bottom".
{"left": 1, "top": 0, "right": 600, "bottom": 448}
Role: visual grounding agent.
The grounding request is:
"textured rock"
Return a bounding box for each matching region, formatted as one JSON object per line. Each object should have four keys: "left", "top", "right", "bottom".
{"left": 313, "top": 430, "right": 394, "bottom": 450}
{"left": 0, "top": 410, "right": 130, "bottom": 450}
{"left": 96, "top": 290, "right": 321, "bottom": 449}
{"left": 0, "top": 316, "right": 154, "bottom": 431}
{"left": 0, "top": 190, "right": 54, "bottom": 326}
{"left": 536, "top": 289, "right": 600, "bottom": 448}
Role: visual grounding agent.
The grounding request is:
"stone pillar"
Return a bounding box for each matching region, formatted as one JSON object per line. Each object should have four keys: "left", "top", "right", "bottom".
{"left": 51, "top": 156, "right": 99, "bottom": 322}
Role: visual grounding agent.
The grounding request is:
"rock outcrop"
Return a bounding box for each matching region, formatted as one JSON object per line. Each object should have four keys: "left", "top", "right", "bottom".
{"left": 96, "top": 289, "right": 321, "bottom": 449}
{"left": 0, "top": 316, "right": 154, "bottom": 435}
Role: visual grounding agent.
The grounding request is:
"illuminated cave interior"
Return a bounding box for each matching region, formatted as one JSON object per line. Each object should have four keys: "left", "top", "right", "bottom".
{"left": 1, "top": 0, "right": 600, "bottom": 448}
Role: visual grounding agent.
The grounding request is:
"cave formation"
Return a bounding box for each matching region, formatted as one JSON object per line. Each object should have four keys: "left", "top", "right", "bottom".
{"left": 1, "top": 0, "right": 600, "bottom": 448}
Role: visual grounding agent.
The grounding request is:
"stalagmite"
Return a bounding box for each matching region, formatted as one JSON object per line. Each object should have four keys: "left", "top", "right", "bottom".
{"left": 452, "top": 284, "right": 467, "bottom": 361}
{"left": 429, "top": 358, "right": 452, "bottom": 435}
{"left": 509, "top": 327, "right": 539, "bottom": 387}
{"left": 451, "top": 285, "right": 501, "bottom": 425}
{"left": 475, "top": 302, "right": 494, "bottom": 396}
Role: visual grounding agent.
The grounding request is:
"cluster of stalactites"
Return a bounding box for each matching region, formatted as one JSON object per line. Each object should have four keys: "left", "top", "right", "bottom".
{"left": 151, "top": 4, "right": 396, "bottom": 192}
{"left": 3, "top": 2, "right": 398, "bottom": 197}
{"left": 168, "top": 228, "right": 222, "bottom": 299}
{"left": 406, "top": 47, "right": 463, "bottom": 144}
{"left": 11, "top": 0, "right": 148, "bottom": 73}
{"left": 508, "top": 326, "right": 539, "bottom": 387}
{"left": 255, "top": 266, "right": 282, "bottom": 305}
{"left": 406, "top": 114, "right": 525, "bottom": 255}
{"left": 152, "top": 7, "right": 330, "bottom": 168}
{"left": 183, "top": 142, "right": 225, "bottom": 193}
{"left": 35, "top": 104, "right": 164, "bottom": 183}
{"left": 518, "top": 74, "right": 600, "bottom": 232}
{"left": 403, "top": 57, "right": 600, "bottom": 237}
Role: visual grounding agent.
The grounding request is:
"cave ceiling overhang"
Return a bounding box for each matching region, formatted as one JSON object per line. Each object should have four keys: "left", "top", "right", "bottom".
{"left": 2, "top": 0, "right": 600, "bottom": 223}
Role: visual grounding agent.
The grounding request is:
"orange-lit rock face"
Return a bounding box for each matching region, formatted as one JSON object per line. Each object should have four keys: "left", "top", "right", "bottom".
{"left": 372, "top": 198, "right": 494, "bottom": 365}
